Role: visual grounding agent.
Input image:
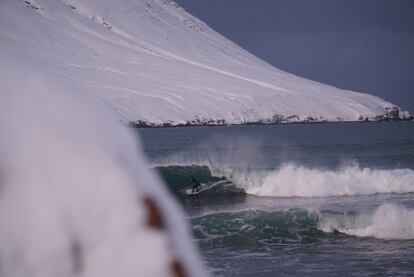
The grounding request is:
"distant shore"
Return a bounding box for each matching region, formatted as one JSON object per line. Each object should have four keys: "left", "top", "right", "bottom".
{"left": 130, "top": 117, "right": 413, "bottom": 129}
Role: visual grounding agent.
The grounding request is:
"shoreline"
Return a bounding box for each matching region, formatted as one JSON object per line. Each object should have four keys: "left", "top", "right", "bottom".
{"left": 130, "top": 118, "right": 413, "bottom": 129}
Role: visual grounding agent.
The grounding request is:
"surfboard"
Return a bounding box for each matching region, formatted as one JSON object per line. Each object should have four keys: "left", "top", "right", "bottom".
{"left": 184, "top": 188, "right": 200, "bottom": 197}
{"left": 187, "top": 191, "right": 199, "bottom": 195}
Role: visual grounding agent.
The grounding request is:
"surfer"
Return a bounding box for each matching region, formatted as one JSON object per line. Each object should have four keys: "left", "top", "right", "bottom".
{"left": 191, "top": 177, "right": 201, "bottom": 193}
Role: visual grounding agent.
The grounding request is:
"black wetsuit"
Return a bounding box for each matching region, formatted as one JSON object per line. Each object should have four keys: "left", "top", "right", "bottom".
{"left": 191, "top": 178, "right": 201, "bottom": 193}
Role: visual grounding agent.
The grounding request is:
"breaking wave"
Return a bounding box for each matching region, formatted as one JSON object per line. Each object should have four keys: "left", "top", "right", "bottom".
{"left": 319, "top": 203, "right": 414, "bottom": 240}
{"left": 218, "top": 164, "right": 414, "bottom": 197}
{"left": 191, "top": 204, "right": 414, "bottom": 247}
{"left": 156, "top": 163, "right": 414, "bottom": 198}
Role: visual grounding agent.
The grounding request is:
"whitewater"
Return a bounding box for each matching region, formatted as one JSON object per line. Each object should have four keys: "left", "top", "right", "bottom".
{"left": 319, "top": 203, "right": 414, "bottom": 240}
{"left": 213, "top": 163, "right": 414, "bottom": 197}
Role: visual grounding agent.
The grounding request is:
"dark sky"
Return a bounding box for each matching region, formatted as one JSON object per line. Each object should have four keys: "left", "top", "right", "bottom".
{"left": 178, "top": 0, "right": 414, "bottom": 111}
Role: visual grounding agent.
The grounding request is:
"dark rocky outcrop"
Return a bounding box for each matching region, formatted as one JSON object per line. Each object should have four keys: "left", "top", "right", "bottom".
{"left": 373, "top": 107, "right": 413, "bottom": 121}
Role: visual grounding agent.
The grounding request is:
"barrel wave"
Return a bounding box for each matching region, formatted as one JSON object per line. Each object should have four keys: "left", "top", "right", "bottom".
{"left": 155, "top": 165, "right": 246, "bottom": 198}
{"left": 155, "top": 163, "right": 414, "bottom": 198}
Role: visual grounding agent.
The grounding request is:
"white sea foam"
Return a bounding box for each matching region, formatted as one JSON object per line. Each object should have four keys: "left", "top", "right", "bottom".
{"left": 318, "top": 204, "right": 414, "bottom": 240}
{"left": 213, "top": 164, "right": 414, "bottom": 197}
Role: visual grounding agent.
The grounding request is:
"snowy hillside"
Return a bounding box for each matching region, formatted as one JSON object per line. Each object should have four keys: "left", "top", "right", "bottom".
{"left": 0, "top": 0, "right": 411, "bottom": 126}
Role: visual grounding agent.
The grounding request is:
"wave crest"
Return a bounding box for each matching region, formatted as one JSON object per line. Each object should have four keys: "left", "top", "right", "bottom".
{"left": 319, "top": 203, "right": 414, "bottom": 240}
{"left": 214, "top": 164, "right": 414, "bottom": 197}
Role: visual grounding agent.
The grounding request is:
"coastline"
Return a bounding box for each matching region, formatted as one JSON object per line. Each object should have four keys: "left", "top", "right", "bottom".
{"left": 130, "top": 116, "right": 413, "bottom": 129}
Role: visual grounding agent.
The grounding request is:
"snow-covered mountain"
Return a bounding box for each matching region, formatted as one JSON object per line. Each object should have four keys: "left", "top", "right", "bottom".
{"left": 0, "top": 0, "right": 411, "bottom": 126}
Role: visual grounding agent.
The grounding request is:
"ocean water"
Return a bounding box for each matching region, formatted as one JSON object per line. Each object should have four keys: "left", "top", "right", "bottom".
{"left": 137, "top": 122, "right": 414, "bottom": 276}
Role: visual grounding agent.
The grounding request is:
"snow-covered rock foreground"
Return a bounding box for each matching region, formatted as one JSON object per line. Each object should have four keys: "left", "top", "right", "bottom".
{"left": 0, "top": 54, "right": 206, "bottom": 277}
{"left": 0, "top": 0, "right": 411, "bottom": 127}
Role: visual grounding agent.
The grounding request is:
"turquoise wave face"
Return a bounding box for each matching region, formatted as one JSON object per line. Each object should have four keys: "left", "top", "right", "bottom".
{"left": 191, "top": 209, "right": 331, "bottom": 251}
{"left": 155, "top": 165, "right": 246, "bottom": 198}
